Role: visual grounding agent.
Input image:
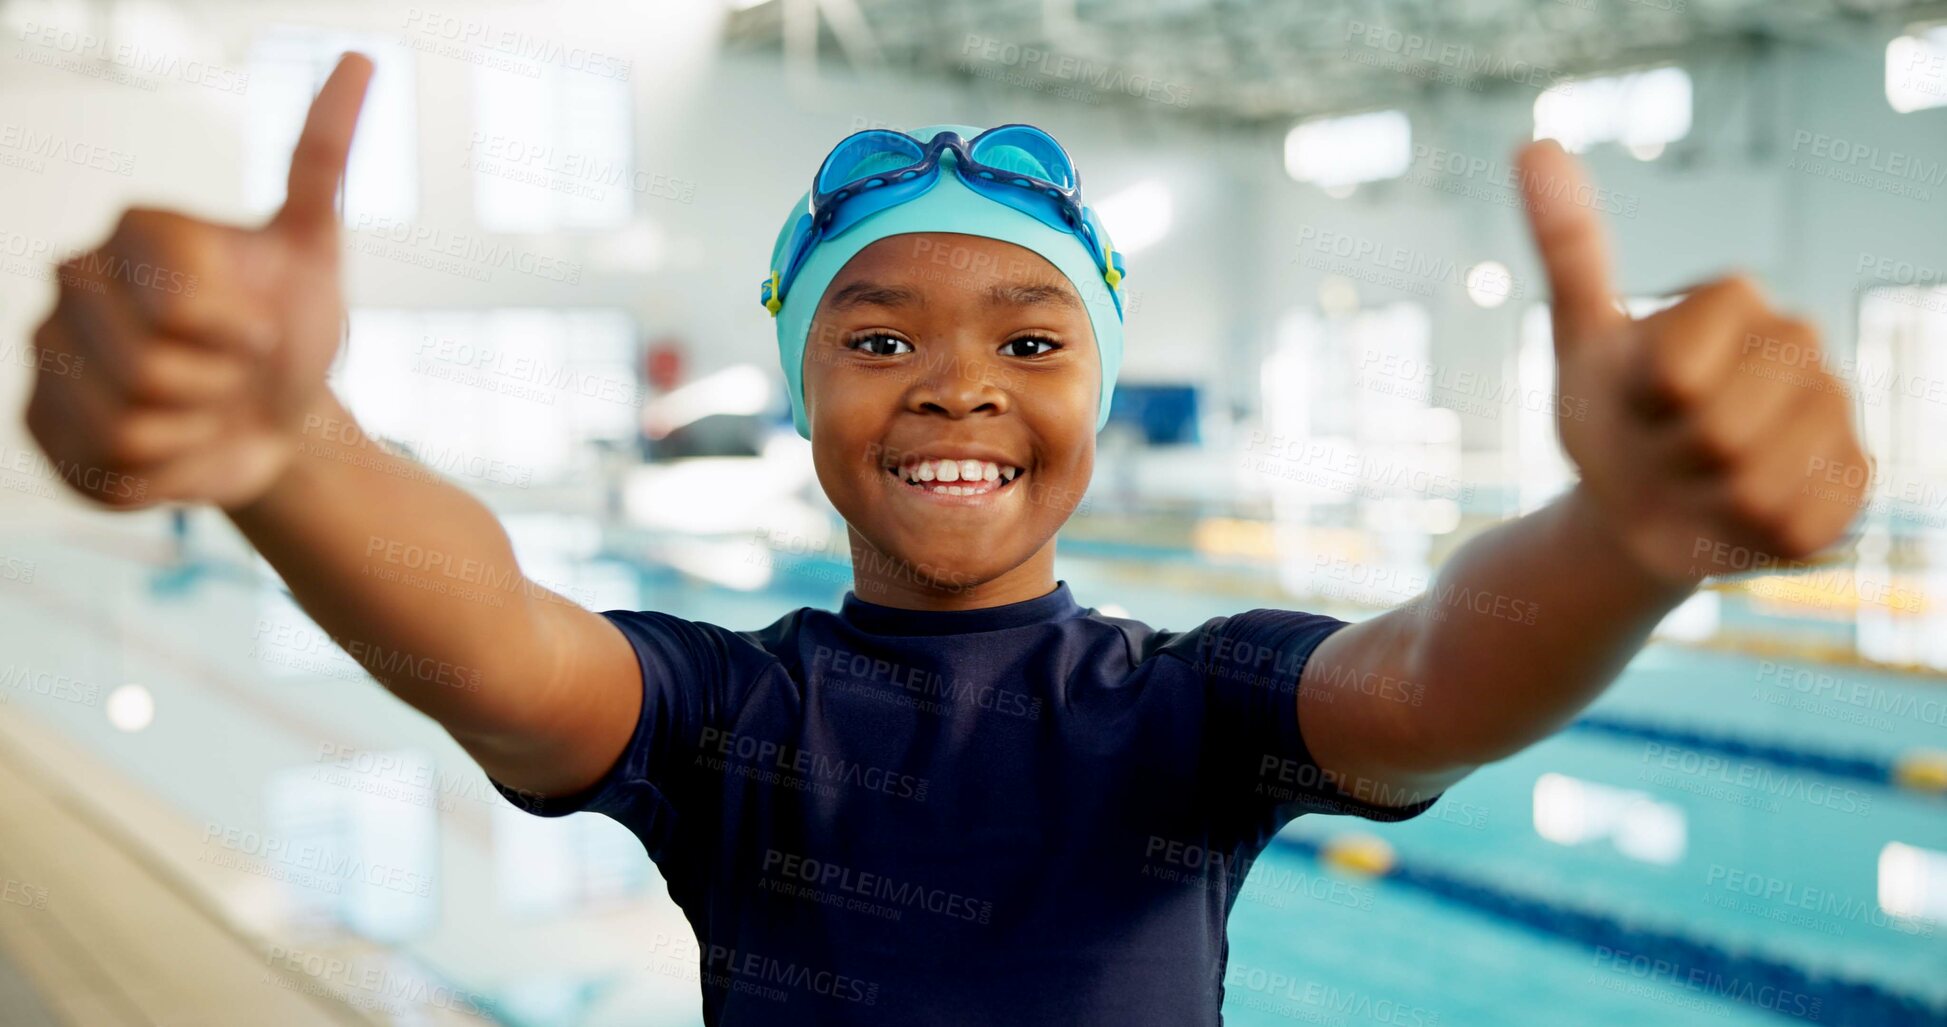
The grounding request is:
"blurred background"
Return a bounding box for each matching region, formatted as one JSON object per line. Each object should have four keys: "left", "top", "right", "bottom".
{"left": 0, "top": 0, "right": 1944, "bottom": 1024}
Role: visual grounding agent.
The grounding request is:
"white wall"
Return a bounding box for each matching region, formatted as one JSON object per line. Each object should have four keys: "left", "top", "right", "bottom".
{"left": 2, "top": 2, "right": 1940, "bottom": 526}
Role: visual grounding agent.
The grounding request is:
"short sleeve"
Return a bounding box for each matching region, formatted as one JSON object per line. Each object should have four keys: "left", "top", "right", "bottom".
{"left": 1191, "top": 608, "right": 1441, "bottom": 835}
{"left": 488, "top": 609, "right": 756, "bottom": 858}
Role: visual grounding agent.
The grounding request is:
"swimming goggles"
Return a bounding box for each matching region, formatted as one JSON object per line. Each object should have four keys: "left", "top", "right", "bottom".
{"left": 761, "top": 124, "right": 1126, "bottom": 318}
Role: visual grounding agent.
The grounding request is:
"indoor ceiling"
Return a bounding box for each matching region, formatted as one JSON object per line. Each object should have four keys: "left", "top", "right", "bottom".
{"left": 725, "top": 0, "right": 1947, "bottom": 123}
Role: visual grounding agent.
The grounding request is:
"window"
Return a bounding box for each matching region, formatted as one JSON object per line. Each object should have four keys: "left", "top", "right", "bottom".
{"left": 247, "top": 27, "right": 418, "bottom": 222}
{"left": 1514, "top": 295, "right": 1678, "bottom": 514}
{"left": 1284, "top": 110, "right": 1411, "bottom": 194}
{"left": 1260, "top": 303, "right": 1449, "bottom": 598}
{"left": 1514, "top": 305, "right": 1575, "bottom": 514}
{"left": 1853, "top": 285, "right": 1947, "bottom": 669}
{"left": 336, "top": 309, "right": 642, "bottom": 487}
{"left": 1880, "top": 842, "right": 1947, "bottom": 922}
{"left": 492, "top": 803, "right": 651, "bottom": 918}
{"left": 1887, "top": 25, "right": 1947, "bottom": 113}
{"left": 1095, "top": 179, "right": 1173, "bottom": 255}
{"left": 1534, "top": 773, "right": 1686, "bottom": 865}
{"left": 472, "top": 61, "right": 635, "bottom": 232}
{"left": 1534, "top": 65, "right": 1692, "bottom": 160}
{"left": 268, "top": 753, "right": 440, "bottom": 942}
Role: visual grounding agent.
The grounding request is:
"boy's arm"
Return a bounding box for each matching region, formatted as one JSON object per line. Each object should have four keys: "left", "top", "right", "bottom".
{"left": 1294, "top": 141, "right": 1872, "bottom": 805}
{"left": 1297, "top": 484, "right": 1690, "bottom": 803}
{"left": 226, "top": 388, "right": 641, "bottom": 799}
{"left": 22, "top": 53, "right": 639, "bottom": 800}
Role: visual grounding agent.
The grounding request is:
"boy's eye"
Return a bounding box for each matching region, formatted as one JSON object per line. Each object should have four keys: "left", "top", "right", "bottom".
{"left": 1002, "top": 336, "right": 1061, "bottom": 358}
{"left": 850, "top": 333, "right": 913, "bottom": 356}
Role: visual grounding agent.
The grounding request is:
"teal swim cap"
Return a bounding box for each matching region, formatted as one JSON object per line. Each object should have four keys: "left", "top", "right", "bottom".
{"left": 766, "top": 124, "right": 1125, "bottom": 440}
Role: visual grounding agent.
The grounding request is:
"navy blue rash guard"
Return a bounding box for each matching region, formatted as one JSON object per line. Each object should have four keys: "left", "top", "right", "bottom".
{"left": 492, "top": 581, "right": 1439, "bottom": 1026}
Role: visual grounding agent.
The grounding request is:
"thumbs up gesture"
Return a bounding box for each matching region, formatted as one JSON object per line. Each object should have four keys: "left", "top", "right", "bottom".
{"left": 25, "top": 53, "right": 373, "bottom": 511}
{"left": 1517, "top": 140, "right": 1871, "bottom": 585}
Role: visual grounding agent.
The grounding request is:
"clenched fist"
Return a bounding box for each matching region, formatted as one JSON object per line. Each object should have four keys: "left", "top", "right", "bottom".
{"left": 24, "top": 53, "right": 373, "bottom": 510}
{"left": 1517, "top": 140, "right": 1872, "bottom": 585}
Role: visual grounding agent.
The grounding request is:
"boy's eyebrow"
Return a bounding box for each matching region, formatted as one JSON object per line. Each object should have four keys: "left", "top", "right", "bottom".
{"left": 824, "top": 279, "right": 1082, "bottom": 312}
{"left": 988, "top": 281, "right": 1082, "bottom": 311}
{"left": 826, "top": 281, "right": 925, "bottom": 311}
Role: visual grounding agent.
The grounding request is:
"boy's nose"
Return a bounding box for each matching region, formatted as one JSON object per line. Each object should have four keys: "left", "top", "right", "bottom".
{"left": 907, "top": 362, "right": 1009, "bottom": 420}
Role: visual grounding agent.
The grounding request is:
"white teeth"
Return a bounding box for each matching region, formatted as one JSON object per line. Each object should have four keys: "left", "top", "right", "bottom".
{"left": 892, "top": 458, "right": 1026, "bottom": 490}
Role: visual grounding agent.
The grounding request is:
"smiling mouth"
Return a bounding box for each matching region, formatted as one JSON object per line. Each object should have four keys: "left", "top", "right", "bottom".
{"left": 882, "top": 458, "right": 1025, "bottom": 499}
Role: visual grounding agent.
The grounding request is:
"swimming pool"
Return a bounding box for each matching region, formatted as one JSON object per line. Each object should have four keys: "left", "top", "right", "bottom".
{"left": 1, "top": 528, "right": 1941, "bottom": 1025}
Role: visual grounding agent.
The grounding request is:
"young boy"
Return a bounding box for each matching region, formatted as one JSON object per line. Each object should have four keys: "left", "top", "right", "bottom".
{"left": 25, "top": 55, "right": 1870, "bottom": 1025}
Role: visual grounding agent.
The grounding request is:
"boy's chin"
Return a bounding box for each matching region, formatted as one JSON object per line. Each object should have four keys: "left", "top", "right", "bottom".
{"left": 851, "top": 536, "right": 1016, "bottom": 593}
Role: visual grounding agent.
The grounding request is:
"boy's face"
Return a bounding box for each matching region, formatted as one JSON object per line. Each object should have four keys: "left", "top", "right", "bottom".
{"left": 802, "top": 232, "right": 1099, "bottom": 607}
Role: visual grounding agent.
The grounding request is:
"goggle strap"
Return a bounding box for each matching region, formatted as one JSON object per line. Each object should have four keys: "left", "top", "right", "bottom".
{"left": 761, "top": 270, "right": 781, "bottom": 316}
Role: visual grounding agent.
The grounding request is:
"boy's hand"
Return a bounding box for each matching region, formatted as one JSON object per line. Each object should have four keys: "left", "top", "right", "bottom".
{"left": 1517, "top": 140, "right": 1871, "bottom": 585}
{"left": 25, "top": 53, "right": 373, "bottom": 511}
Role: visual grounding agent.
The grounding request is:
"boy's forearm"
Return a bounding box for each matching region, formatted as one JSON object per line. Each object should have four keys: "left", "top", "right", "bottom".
{"left": 224, "top": 389, "right": 557, "bottom": 743}
{"left": 1399, "top": 482, "right": 1696, "bottom": 765}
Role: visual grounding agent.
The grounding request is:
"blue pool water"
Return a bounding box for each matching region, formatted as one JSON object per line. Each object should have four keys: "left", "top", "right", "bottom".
{"left": 640, "top": 553, "right": 1947, "bottom": 1025}
{"left": 3, "top": 534, "right": 1942, "bottom": 1025}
